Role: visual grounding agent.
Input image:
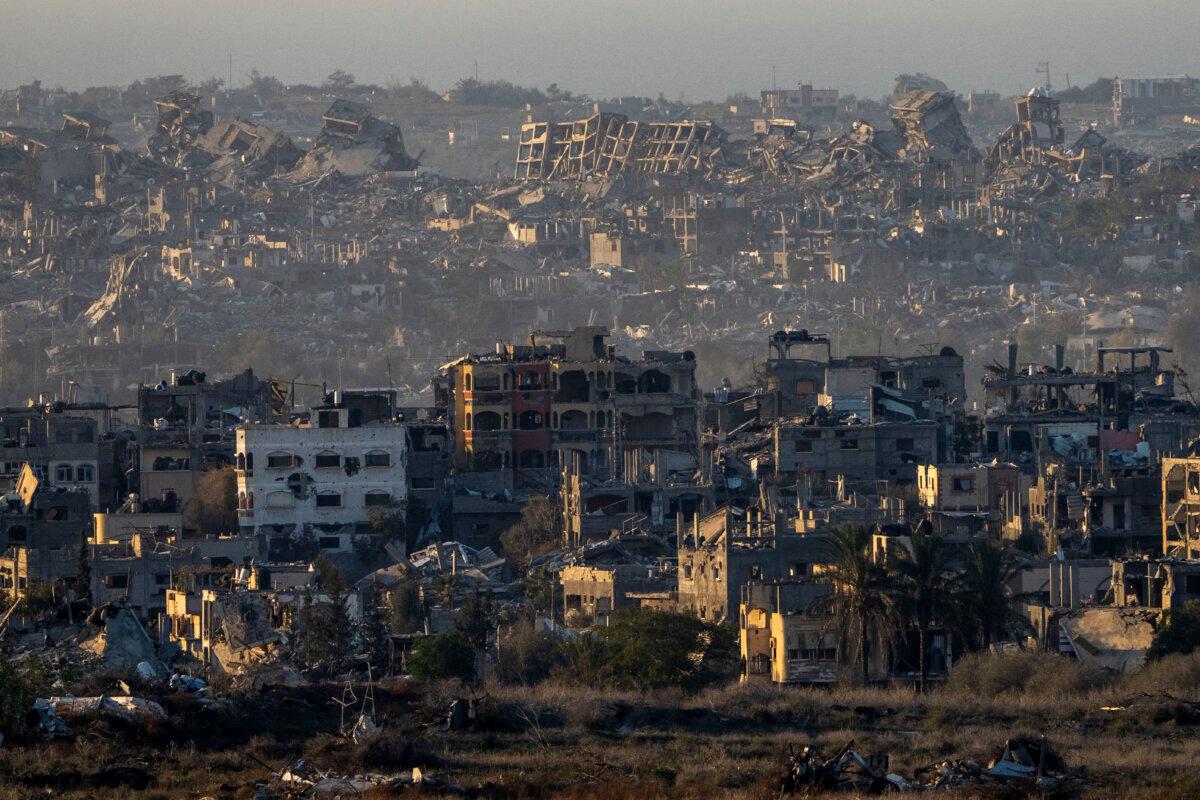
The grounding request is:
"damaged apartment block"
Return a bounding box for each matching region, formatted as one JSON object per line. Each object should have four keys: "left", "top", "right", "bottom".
{"left": 442, "top": 326, "right": 700, "bottom": 493}
{"left": 515, "top": 109, "right": 726, "bottom": 181}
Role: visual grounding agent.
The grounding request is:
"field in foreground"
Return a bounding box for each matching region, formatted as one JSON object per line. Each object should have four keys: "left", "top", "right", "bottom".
{"left": 3, "top": 652, "right": 1200, "bottom": 798}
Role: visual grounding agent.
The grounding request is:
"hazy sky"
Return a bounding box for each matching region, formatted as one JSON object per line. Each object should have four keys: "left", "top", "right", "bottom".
{"left": 2, "top": 1, "right": 1198, "bottom": 100}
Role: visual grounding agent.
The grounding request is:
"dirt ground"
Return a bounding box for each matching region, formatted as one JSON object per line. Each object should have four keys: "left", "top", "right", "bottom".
{"left": 3, "top": 671, "right": 1200, "bottom": 799}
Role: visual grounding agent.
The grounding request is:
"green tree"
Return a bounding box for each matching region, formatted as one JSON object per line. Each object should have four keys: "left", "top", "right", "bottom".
{"left": 814, "top": 526, "right": 899, "bottom": 685}
{"left": 524, "top": 568, "right": 562, "bottom": 620}
{"left": 455, "top": 588, "right": 495, "bottom": 652}
{"left": 1147, "top": 600, "right": 1200, "bottom": 661}
{"left": 295, "top": 558, "right": 353, "bottom": 674}
{"left": 959, "top": 541, "right": 1024, "bottom": 650}
{"left": 499, "top": 496, "right": 560, "bottom": 571}
{"left": 388, "top": 572, "right": 424, "bottom": 634}
{"left": 247, "top": 69, "right": 286, "bottom": 98}
{"left": 599, "top": 609, "right": 736, "bottom": 691}
{"left": 557, "top": 633, "right": 611, "bottom": 688}
{"left": 360, "top": 585, "right": 391, "bottom": 668}
{"left": 494, "top": 616, "right": 563, "bottom": 685}
{"left": 0, "top": 653, "right": 48, "bottom": 739}
{"left": 892, "top": 526, "right": 953, "bottom": 692}
{"left": 408, "top": 632, "right": 476, "bottom": 682}
{"left": 324, "top": 70, "right": 357, "bottom": 92}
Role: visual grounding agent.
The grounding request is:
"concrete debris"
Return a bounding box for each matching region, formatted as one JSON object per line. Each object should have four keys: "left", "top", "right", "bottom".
{"left": 781, "top": 736, "right": 1075, "bottom": 794}
{"left": 80, "top": 607, "right": 166, "bottom": 677}
{"left": 777, "top": 740, "right": 897, "bottom": 794}
{"left": 268, "top": 760, "right": 454, "bottom": 798}
{"left": 288, "top": 99, "right": 420, "bottom": 181}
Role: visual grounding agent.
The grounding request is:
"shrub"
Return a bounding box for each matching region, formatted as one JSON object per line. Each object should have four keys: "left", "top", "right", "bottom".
{"left": 944, "top": 650, "right": 1112, "bottom": 699}
{"left": 0, "top": 653, "right": 49, "bottom": 739}
{"left": 1122, "top": 651, "right": 1200, "bottom": 696}
{"left": 408, "top": 632, "right": 476, "bottom": 682}
{"left": 494, "top": 618, "right": 563, "bottom": 685}
{"left": 1147, "top": 601, "right": 1200, "bottom": 661}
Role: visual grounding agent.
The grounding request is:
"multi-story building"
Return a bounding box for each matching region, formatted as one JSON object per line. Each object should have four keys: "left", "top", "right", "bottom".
{"left": 1164, "top": 456, "right": 1200, "bottom": 559}
{"left": 235, "top": 391, "right": 407, "bottom": 557}
{"left": 136, "top": 368, "right": 276, "bottom": 516}
{"left": 676, "top": 505, "right": 832, "bottom": 623}
{"left": 739, "top": 580, "right": 837, "bottom": 684}
{"left": 775, "top": 414, "right": 940, "bottom": 486}
{"left": 759, "top": 84, "right": 840, "bottom": 121}
{"left": 443, "top": 326, "right": 699, "bottom": 491}
{"left": 0, "top": 404, "right": 119, "bottom": 509}
{"left": 0, "top": 467, "right": 90, "bottom": 600}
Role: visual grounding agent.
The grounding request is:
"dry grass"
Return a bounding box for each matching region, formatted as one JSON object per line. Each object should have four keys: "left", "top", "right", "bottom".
{"left": 3, "top": 652, "right": 1200, "bottom": 798}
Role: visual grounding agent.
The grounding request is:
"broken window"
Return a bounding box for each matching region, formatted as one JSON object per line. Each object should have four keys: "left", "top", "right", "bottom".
{"left": 1010, "top": 430, "right": 1033, "bottom": 452}
{"left": 76, "top": 464, "right": 94, "bottom": 482}
{"left": 518, "top": 450, "right": 546, "bottom": 468}
{"left": 517, "top": 371, "right": 543, "bottom": 390}
{"left": 318, "top": 536, "right": 341, "bottom": 549}
{"left": 314, "top": 451, "right": 340, "bottom": 469}
{"left": 557, "top": 370, "right": 589, "bottom": 402}
{"left": 266, "top": 452, "right": 294, "bottom": 469}
{"left": 518, "top": 411, "right": 544, "bottom": 430}
{"left": 639, "top": 370, "right": 671, "bottom": 394}
{"left": 364, "top": 450, "right": 390, "bottom": 468}
{"left": 317, "top": 410, "right": 339, "bottom": 429}
{"left": 411, "top": 477, "right": 435, "bottom": 490}
{"left": 7, "top": 525, "right": 26, "bottom": 543}
{"left": 794, "top": 439, "right": 813, "bottom": 453}
{"left": 365, "top": 491, "right": 391, "bottom": 507}
{"left": 896, "top": 437, "right": 915, "bottom": 451}
{"left": 104, "top": 574, "right": 128, "bottom": 589}
{"left": 1189, "top": 470, "right": 1200, "bottom": 497}
{"left": 952, "top": 477, "right": 974, "bottom": 492}
{"left": 839, "top": 439, "right": 860, "bottom": 450}
{"left": 54, "top": 464, "right": 72, "bottom": 482}
{"left": 474, "top": 411, "right": 502, "bottom": 432}
{"left": 315, "top": 492, "right": 342, "bottom": 508}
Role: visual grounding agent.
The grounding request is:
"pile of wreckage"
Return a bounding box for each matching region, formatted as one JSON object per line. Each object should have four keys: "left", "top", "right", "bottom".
{"left": 778, "top": 735, "right": 1079, "bottom": 795}
{"left": 405, "top": 540, "right": 511, "bottom": 598}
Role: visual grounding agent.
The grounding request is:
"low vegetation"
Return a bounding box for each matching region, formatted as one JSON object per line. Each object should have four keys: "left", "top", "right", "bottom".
{"left": 3, "top": 649, "right": 1200, "bottom": 798}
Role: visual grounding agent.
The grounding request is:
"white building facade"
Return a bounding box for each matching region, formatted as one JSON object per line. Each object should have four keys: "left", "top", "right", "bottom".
{"left": 235, "top": 406, "right": 407, "bottom": 553}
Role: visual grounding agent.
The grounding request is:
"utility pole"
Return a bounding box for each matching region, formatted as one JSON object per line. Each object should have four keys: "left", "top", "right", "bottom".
{"left": 229, "top": 52, "right": 233, "bottom": 91}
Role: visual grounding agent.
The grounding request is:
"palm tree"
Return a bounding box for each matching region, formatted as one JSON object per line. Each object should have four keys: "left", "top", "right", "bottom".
{"left": 892, "top": 524, "right": 953, "bottom": 693}
{"left": 814, "top": 526, "right": 899, "bottom": 685}
{"left": 959, "top": 540, "right": 1023, "bottom": 650}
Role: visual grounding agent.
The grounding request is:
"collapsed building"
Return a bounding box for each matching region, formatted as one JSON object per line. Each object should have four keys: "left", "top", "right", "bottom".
{"left": 515, "top": 111, "right": 727, "bottom": 181}
{"left": 288, "top": 99, "right": 420, "bottom": 181}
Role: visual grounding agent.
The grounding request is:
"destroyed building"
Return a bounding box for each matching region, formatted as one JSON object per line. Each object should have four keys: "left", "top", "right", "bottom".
{"left": 147, "top": 91, "right": 214, "bottom": 166}
{"left": 289, "top": 99, "right": 420, "bottom": 180}
{"left": 676, "top": 505, "right": 832, "bottom": 623}
{"left": 0, "top": 466, "right": 91, "bottom": 599}
{"left": 235, "top": 390, "right": 407, "bottom": 559}
{"left": 739, "top": 580, "right": 838, "bottom": 684}
{"left": 442, "top": 326, "right": 699, "bottom": 492}
{"left": 515, "top": 112, "right": 726, "bottom": 180}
